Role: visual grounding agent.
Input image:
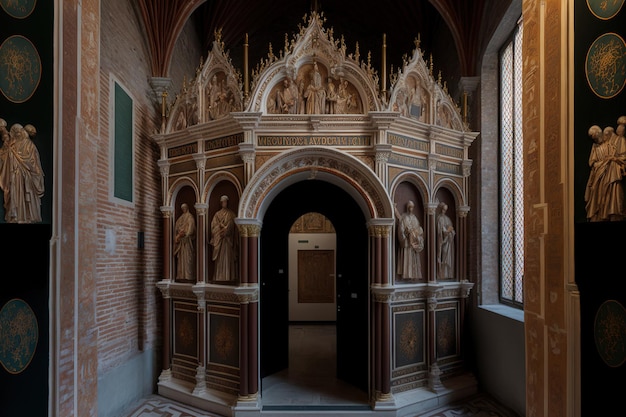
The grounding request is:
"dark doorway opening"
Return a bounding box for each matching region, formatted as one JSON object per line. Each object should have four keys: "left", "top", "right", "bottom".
{"left": 260, "top": 179, "right": 369, "bottom": 400}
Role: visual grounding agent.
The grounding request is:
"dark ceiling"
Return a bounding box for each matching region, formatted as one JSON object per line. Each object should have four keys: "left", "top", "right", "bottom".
{"left": 138, "top": 0, "right": 512, "bottom": 91}
{"left": 193, "top": 0, "right": 447, "bottom": 78}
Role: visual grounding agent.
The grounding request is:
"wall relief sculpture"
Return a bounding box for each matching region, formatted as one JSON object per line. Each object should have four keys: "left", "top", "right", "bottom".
{"left": 0, "top": 119, "right": 44, "bottom": 223}
{"left": 584, "top": 115, "right": 626, "bottom": 222}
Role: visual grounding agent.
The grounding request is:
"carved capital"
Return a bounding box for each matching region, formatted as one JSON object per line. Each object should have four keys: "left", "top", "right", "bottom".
{"left": 157, "top": 159, "right": 170, "bottom": 177}
{"left": 458, "top": 205, "right": 470, "bottom": 218}
{"left": 160, "top": 206, "right": 173, "bottom": 218}
{"left": 156, "top": 280, "right": 172, "bottom": 298}
{"left": 462, "top": 160, "right": 472, "bottom": 177}
{"left": 427, "top": 203, "right": 439, "bottom": 216}
{"left": 235, "top": 286, "right": 259, "bottom": 304}
{"left": 193, "top": 153, "right": 206, "bottom": 170}
{"left": 194, "top": 203, "right": 208, "bottom": 217}
{"left": 369, "top": 224, "right": 392, "bottom": 238}
{"left": 371, "top": 285, "right": 395, "bottom": 303}
{"left": 192, "top": 286, "right": 207, "bottom": 311}
{"left": 237, "top": 223, "right": 261, "bottom": 237}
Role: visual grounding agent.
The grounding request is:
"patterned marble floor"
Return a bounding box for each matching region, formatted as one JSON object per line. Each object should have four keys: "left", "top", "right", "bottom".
{"left": 121, "top": 325, "right": 520, "bottom": 417}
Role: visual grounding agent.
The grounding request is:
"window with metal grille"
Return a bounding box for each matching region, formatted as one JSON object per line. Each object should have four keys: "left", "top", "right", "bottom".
{"left": 499, "top": 20, "right": 523, "bottom": 307}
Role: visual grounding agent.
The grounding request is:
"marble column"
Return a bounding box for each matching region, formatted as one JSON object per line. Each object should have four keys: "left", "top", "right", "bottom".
{"left": 426, "top": 203, "right": 438, "bottom": 282}
{"left": 195, "top": 204, "right": 207, "bottom": 283}
{"left": 426, "top": 286, "right": 443, "bottom": 392}
{"left": 235, "top": 220, "right": 261, "bottom": 400}
{"left": 369, "top": 220, "right": 394, "bottom": 403}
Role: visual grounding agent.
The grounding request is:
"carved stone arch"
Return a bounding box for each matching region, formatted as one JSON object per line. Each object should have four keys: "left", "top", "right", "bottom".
{"left": 390, "top": 171, "right": 430, "bottom": 208}
{"left": 202, "top": 171, "right": 243, "bottom": 206}
{"left": 169, "top": 176, "right": 200, "bottom": 207}
{"left": 433, "top": 177, "right": 465, "bottom": 209}
{"left": 238, "top": 146, "right": 393, "bottom": 221}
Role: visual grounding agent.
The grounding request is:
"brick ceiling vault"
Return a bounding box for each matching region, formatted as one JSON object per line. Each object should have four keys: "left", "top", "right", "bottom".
{"left": 136, "top": 0, "right": 493, "bottom": 80}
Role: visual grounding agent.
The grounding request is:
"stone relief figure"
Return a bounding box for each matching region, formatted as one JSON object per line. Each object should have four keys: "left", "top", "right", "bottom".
{"left": 304, "top": 62, "right": 326, "bottom": 114}
{"left": 0, "top": 121, "right": 45, "bottom": 223}
{"left": 326, "top": 77, "right": 337, "bottom": 114}
{"left": 207, "top": 75, "right": 232, "bottom": 120}
{"left": 276, "top": 77, "right": 299, "bottom": 114}
{"left": 174, "top": 203, "right": 196, "bottom": 281}
{"left": 393, "top": 88, "right": 409, "bottom": 117}
{"left": 409, "top": 84, "right": 423, "bottom": 120}
{"left": 584, "top": 119, "right": 626, "bottom": 222}
{"left": 210, "top": 195, "right": 238, "bottom": 281}
{"left": 436, "top": 202, "right": 455, "bottom": 279}
{"left": 395, "top": 200, "right": 424, "bottom": 279}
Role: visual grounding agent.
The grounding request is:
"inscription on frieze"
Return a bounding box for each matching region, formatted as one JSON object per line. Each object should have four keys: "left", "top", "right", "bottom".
{"left": 389, "top": 153, "right": 428, "bottom": 170}
{"left": 388, "top": 133, "right": 429, "bottom": 152}
{"left": 437, "top": 161, "right": 461, "bottom": 175}
{"left": 435, "top": 143, "right": 463, "bottom": 159}
{"left": 205, "top": 133, "right": 244, "bottom": 151}
{"left": 168, "top": 143, "right": 198, "bottom": 158}
{"left": 258, "top": 135, "right": 371, "bottom": 147}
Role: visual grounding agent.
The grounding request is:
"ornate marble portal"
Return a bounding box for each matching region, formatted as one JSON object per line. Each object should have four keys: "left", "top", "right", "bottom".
{"left": 154, "top": 11, "right": 477, "bottom": 417}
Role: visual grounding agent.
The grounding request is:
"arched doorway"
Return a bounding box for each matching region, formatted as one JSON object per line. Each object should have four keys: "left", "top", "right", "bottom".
{"left": 259, "top": 180, "right": 369, "bottom": 403}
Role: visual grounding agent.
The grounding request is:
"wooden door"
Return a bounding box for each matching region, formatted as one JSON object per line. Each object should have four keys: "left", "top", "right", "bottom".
{"left": 297, "top": 250, "right": 335, "bottom": 304}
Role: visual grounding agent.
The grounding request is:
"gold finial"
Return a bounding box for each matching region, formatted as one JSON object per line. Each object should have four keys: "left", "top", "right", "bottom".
{"left": 415, "top": 34, "right": 421, "bottom": 49}
{"left": 438, "top": 70, "right": 442, "bottom": 85}
{"left": 430, "top": 54, "right": 434, "bottom": 75}
{"left": 214, "top": 27, "right": 223, "bottom": 43}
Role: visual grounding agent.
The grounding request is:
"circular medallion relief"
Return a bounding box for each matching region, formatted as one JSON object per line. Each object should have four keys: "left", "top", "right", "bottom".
{"left": 0, "top": 0, "right": 36, "bottom": 19}
{"left": 0, "top": 298, "right": 39, "bottom": 374}
{"left": 594, "top": 299, "right": 626, "bottom": 368}
{"left": 587, "top": 0, "right": 625, "bottom": 20}
{"left": 0, "top": 35, "right": 42, "bottom": 103}
{"left": 585, "top": 33, "right": 626, "bottom": 99}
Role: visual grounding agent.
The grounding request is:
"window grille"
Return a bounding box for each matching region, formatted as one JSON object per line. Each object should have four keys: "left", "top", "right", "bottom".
{"left": 499, "top": 20, "right": 524, "bottom": 306}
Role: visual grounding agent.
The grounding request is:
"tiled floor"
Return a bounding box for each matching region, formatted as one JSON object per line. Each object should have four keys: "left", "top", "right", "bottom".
{"left": 121, "top": 324, "right": 520, "bottom": 417}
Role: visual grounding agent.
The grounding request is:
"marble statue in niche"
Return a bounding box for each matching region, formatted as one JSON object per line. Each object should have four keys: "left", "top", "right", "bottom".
{"left": 210, "top": 195, "right": 238, "bottom": 281}
{"left": 395, "top": 200, "right": 424, "bottom": 279}
{"left": 584, "top": 116, "right": 626, "bottom": 222}
{"left": 436, "top": 201, "right": 455, "bottom": 279}
{"left": 174, "top": 203, "right": 196, "bottom": 281}
{"left": 0, "top": 119, "right": 44, "bottom": 223}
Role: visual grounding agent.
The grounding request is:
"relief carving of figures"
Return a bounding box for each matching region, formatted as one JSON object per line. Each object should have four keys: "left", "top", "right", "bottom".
{"left": 436, "top": 202, "right": 455, "bottom": 279}
{"left": 174, "top": 203, "right": 196, "bottom": 281}
{"left": 0, "top": 120, "right": 45, "bottom": 223}
{"left": 409, "top": 81, "right": 424, "bottom": 121}
{"left": 584, "top": 117, "right": 626, "bottom": 222}
{"left": 276, "top": 77, "right": 299, "bottom": 114}
{"left": 326, "top": 77, "right": 337, "bottom": 114}
{"left": 304, "top": 61, "right": 326, "bottom": 115}
{"left": 206, "top": 74, "right": 232, "bottom": 120}
{"left": 395, "top": 200, "right": 424, "bottom": 279}
{"left": 392, "top": 88, "right": 409, "bottom": 117}
{"left": 210, "top": 195, "right": 238, "bottom": 281}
